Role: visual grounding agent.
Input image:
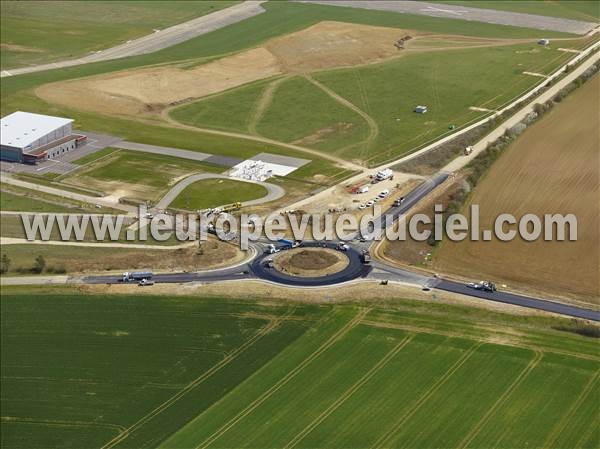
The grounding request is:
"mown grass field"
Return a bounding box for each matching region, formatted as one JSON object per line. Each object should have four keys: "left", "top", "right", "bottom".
{"left": 0, "top": 1, "right": 239, "bottom": 70}
{"left": 171, "top": 75, "right": 371, "bottom": 153}
{"left": 63, "top": 149, "right": 224, "bottom": 201}
{"left": 170, "top": 178, "right": 268, "bottom": 211}
{"left": 1, "top": 289, "right": 598, "bottom": 449}
{"left": 173, "top": 39, "right": 580, "bottom": 165}
{"left": 0, "top": 191, "right": 82, "bottom": 213}
{"left": 0, "top": 1, "right": 579, "bottom": 178}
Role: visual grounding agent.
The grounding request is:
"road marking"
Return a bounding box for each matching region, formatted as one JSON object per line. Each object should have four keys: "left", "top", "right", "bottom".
{"left": 421, "top": 6, "right": 468, "bottom": 16}
{"left": 469, "top": 106, "right": 495, "bottom": 112}
{"left": 523, "top": 71, "right": 549, "bottom": 78}
{"left": 558, "top": 48, "right": 582, "bottom": 54}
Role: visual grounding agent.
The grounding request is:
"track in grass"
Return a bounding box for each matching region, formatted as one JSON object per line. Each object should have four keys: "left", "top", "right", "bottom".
{"left": 3, "top": 293, "right": 599, "bottom": 449}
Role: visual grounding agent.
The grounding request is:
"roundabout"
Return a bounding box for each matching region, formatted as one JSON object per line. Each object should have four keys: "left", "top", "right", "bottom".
{"left": 271, "top": 247, "right": 349, "bottom": 278}
{"left": 250, "top": 241, "right": 372, "bottom": 287}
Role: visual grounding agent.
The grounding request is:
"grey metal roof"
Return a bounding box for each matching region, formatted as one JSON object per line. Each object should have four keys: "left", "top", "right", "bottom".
{"left": 1, "top": 111, "right": 73, "bottom": 149}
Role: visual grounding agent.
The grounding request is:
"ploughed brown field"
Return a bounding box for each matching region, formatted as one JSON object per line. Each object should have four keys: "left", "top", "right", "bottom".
{"left": 435, "top": 75, "right": 599, "bottom": 306}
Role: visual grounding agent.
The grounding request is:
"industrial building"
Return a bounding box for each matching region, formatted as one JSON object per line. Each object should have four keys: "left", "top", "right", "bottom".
{"left": 0, "top": 111, "right": 86, "bottom": 164}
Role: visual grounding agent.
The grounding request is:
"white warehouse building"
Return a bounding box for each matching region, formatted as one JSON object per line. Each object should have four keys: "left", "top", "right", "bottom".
{"left": 0, "top": 111, "right": 86, "bottom": 164}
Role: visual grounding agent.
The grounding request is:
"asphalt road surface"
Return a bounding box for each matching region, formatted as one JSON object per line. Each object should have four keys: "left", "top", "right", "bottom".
{"left": 113, "top": 141, "right": 243, "bottom": 168}
{"left": 251, "top": 242, "right": 372, "bottom": 287}
{"left": 1, "top": 1, "right": 267, "bottom": 77}
{"left": 154, "top": 173, "right": 284, "bottom": 211}
{"left": 295, "top": 1, "right": 597, "bottom": 34}
{"left": 434, "top": 280, "right": 600, "bottom": 321}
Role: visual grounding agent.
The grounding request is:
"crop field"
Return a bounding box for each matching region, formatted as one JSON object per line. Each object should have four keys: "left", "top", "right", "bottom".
{"left": 435, "top": 74, "right": 600, "bottom": 305}
{"left": 170, "top": 179, "right": 268, "bottom": 211}
{"left": 1, "top": 290, "right": 598, "bottom": 449}
{"left": 0, "top": 1, "right": 239, "bottom": 70}
{"left": 63, "top": 149, "right": 224, "bottom": 201}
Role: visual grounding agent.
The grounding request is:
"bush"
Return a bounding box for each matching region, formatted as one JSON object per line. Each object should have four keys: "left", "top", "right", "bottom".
{"left": 0, "top": 254, "right": 10, "bottom": 274}
{"left": 46, "top": 265, "right": 67, "bottom": 274}
{"left": 554, "top": 323, "right": 600, "bottom": 339}
{"left": 32, "top": 255, "right": 46, "bottom": 274}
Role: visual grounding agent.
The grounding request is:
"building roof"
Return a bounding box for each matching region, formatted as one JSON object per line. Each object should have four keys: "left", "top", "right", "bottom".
{"left": 1, "top": 111, "right": 73, "bottom": 149}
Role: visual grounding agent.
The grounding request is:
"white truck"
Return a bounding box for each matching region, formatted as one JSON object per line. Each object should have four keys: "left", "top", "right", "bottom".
{"left": 122, "top": 271, "right": 153, "bottom": 282}
{"left": 375, "top": 168, "right": 393, "bottom": 181}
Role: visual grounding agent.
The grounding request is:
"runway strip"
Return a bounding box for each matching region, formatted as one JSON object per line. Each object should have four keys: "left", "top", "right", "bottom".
{"left": 294, "top": 1, "right": 597, "bottom": 34}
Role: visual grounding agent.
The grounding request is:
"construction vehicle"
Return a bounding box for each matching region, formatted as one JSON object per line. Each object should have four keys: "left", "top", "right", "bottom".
{"left": 467, "top": 280, "right": 497, "bottom": 292}
{"left": 138, "top": 279, "right": 155, "bottom": 287}
{"left": 360, "top": 250, "right": 371, "bottom": 264}
{"left": 337, "top": 242, "right": 349, "bottom": 252}
{"left": 122, "top": 271, "right": 153, "bottom": 282}
{"left": 393, "top": 197, "right": 405, "bottom": 207}
{"left": 278, "top": 238, "right": 295, "bottom": 250}
{"left": 222, "top": 202, "right": 242, "bottom": 213}
{"left": 266, "top": 244, "right": 281, "bottom": 254}
{"left": 375, "top": 168, "right": 393, "bottom": 182}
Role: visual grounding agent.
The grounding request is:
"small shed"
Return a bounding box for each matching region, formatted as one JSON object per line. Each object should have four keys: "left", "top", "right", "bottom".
{"left": 414, "top": 105, "right": 428, "bottom": 114}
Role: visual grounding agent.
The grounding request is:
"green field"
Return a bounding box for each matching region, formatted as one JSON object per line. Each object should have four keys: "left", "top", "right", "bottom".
{"left": 0, "top": 191, "right": 83, "bottom": 213}
{"left": 1, "top": 289, "right": 598, "bottom": 449}
{"left": 0, "top": 0, "right": 584, "bottom": 185}
{"left": 64, "top": 149, "right": 224, "bottom": 201}
{"left": 439, "top": 1, "right": 600, "bottom": 21}
{"left": 173, "top": 40, "right": 578, "bottom": 165}
{"left": 170, "top": 178, "right": 269, "bottom": 211}
{"left": 0, "top": 1, "right": 239, "bottom": 70}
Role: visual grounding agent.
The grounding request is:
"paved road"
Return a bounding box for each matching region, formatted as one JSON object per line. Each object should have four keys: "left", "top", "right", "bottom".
{"left": 155, "top": 173, "right": 285, "bottom": 211}
{"left": 251, "top": 241, "right": 372, "bottom": 287}
{"left": 1, "top": 1, "right": 267, "bottom": 78}
{"left": 113, "top": 141, "right": 243, "bottom": 168}
{"left": 295, "top": 1, "right": 598, "bottom": 34}
{"left": 434, "top": 280, "right": 600, "bottom": 321}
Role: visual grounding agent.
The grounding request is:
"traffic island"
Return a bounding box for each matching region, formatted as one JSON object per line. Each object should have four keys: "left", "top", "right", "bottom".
{"left": 272, "top": 247, "right": 349, "bottom": 278}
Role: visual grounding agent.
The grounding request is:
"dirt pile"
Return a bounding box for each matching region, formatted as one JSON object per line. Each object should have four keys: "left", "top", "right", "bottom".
{"left": 273, "top": 247, "right": 349, "bottom": 277}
